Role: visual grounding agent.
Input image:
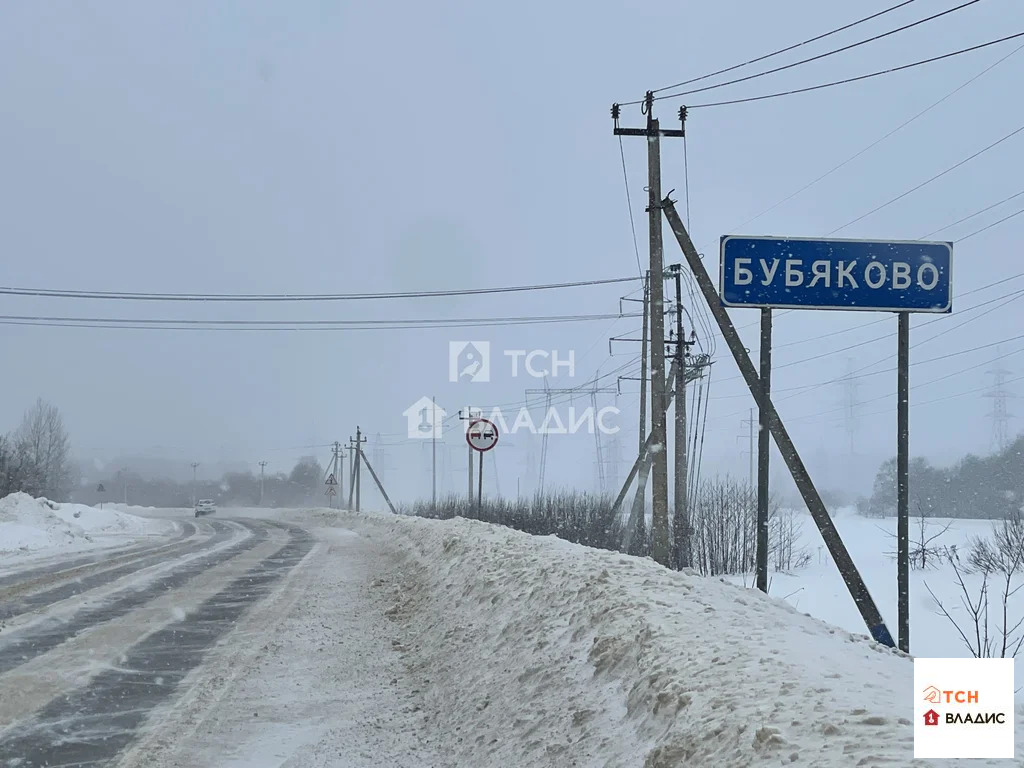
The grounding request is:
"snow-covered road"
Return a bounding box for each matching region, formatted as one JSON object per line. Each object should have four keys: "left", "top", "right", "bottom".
{"left": 1, "top": 506, "right": 1021, "bottom": 766}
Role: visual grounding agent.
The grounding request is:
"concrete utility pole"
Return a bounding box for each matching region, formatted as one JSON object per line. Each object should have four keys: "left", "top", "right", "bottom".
{"left": 740, "top": 410, "right": 756, "bottom": 491}
{"left": 325, "top": 442, "right": 343, "bottom": 510}
{"left": 346, "top": 441, "right": 356, "bottom": 510}
{"left": 121, "top": 467, "right": 128, "bottom": 506}
{"left": 639, "top": 273, "right": 650, "bottom": 456}
{"left": 350, "top": 427, "right": 366, "bottom": 512}
{"left": 258, "top": 460, "right": 267, "bottom": 506}
{"left": 190, "top": 462, "right": 199, "bottom": 508}
{"left": 669, "top": 265, "right": 692, "bottom": 569}
{"left": 458, "top": 408, "right": 481, "bottom": 503}
{"left": 613, "top": 94, "right": 685, "bottom": 567}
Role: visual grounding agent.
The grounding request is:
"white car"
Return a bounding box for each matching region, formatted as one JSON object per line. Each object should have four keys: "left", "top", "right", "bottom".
{"left": 194, "top": 499, "right": 216, "bottom": 517}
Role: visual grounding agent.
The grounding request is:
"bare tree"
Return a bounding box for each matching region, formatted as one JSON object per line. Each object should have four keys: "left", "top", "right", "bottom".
{"left": 0, "top": 434, "right": 35, "bottom": 496}
{"left": 12, "top": 399, "right": 72, "bottom": 500}
{"left": 880, "top": 502, "right": 953, "bottom": 570}
{"left": 925, "top": 513, "right": 1024, "bottom": 659}
{"left": 689, "top": 477, "right": 806, "bottom": 577}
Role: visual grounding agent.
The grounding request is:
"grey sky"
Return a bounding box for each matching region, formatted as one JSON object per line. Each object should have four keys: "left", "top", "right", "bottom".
{"left": 1, "top": 1, "right": 1022, "bottom": 502}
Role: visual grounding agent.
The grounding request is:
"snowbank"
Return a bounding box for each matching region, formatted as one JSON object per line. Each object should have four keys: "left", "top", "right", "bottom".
{"left": 324, "top": 508, "right": 1020, "bottom": 767}
{"left": 0, "top": 492, "right": 174, "bottom": 556}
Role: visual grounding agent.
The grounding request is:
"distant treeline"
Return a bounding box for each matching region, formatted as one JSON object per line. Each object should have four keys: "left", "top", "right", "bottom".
{"left": 862, "top": 434, "right": 1024, "bottom": 519}
{"left": 70, "top": 456, "right": 326, "bottom": 509}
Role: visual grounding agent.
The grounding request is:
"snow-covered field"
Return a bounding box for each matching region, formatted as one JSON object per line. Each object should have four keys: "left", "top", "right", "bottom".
{"left": 730, "top": 508, "right": 1024, "bottom": 669}
{"left": 0, "top": 492, "right": 174, "bottom": 562}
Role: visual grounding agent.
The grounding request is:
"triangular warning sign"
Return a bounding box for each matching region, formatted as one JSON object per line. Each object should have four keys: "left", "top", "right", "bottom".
{"left": 325, "top": 473, "right": 338, "bottom": 486}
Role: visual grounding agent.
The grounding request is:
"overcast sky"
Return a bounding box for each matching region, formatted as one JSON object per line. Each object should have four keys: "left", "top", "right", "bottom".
{"left": 1, "top": 1, "right": 1022, "bottom": 502}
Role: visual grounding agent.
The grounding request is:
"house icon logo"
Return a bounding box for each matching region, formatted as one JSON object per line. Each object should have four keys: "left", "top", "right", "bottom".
{"left": 922, "top": 686, "right": 941, "bottom": 704}
{"left": 923, "top": 709, "right": 940, "bottom": 727}
{"left": 403, "top": 397, "right": 446, "bottom": 439}
{"left": 449, "top": 341, "right": 490, "bottom": 383}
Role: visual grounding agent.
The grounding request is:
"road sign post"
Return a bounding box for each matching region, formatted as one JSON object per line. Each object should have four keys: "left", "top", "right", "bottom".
{"left": 466, "top": 418, "right": 498, "bottom": 512}
{"left": 325, "top": 472, "right": 338, "bottom": 509}
{"left": 718, "top": 233, "right": 952, "bottom": 653}
{"left": 661, "top": 203, "right": 898, "bottom": 647}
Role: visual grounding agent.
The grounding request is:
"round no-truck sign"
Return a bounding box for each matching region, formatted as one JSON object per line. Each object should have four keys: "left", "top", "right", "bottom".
{"left": 466, "top": 418, "right": 498, "bottom": 452}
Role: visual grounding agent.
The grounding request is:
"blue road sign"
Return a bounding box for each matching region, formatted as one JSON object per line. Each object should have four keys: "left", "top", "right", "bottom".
{"left": 720, "top": 236, "right": 952, "bottom": 313}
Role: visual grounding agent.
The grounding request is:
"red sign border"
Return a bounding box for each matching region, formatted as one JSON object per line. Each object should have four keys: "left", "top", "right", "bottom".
{"left": 465, "top": 418, "right": 499, "bottom": 453}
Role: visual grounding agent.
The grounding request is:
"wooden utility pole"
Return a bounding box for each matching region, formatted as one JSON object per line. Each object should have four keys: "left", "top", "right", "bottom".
{"left": 757, "top": 309, "right": 772, "bottom": 593}
{"left": 613, "top": 94, "right": 685, "bottom": 567}
{"left": 258, "top": 460, "right": 268, "bottom": 506}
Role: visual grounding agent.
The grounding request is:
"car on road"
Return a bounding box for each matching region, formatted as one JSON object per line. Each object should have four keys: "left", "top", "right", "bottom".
{"left": 194, "top": 499, "right": 216, "bottom": 517}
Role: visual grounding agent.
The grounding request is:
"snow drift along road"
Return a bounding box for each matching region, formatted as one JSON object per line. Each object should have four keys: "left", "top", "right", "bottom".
{"left": 0, "top": 492, "right": 173, "bottom": 556}
{"left": 330, "top": 508, "right": 1021, "bottom": 767}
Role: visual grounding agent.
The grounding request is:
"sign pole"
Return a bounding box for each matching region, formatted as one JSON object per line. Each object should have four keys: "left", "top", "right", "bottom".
{"left": 432, "top": 396, "right": 437, "bottom": 510}
{"left": 660, "top": 196, "right": 896, "bottom": 647}
{"left": 897, "top": 312, "right": 911, "bottom": 653}
{"left": 465, "top": 416, "right": 498, "bottom": 513}
{"left": 757, "top": 308, "right": 772, "bottom": 593}
{"left": 477, "top": 450, "right": 484, "bottom": 512}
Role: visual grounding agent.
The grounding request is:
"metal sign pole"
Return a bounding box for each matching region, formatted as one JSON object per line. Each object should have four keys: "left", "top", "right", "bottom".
{"left": 757, "top": 308, "right": 772, "bottom": 593}
{"left": 897, "top": 312, "right": 911, "bottom": 653}
{"left": 477, "top": 450, "right": 484, "bottom": 512}
{"left": 661, "top": 196, "right": 895, "bottom": 647}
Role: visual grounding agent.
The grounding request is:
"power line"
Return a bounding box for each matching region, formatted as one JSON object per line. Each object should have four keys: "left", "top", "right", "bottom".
{"left": 956, "top": 205, "right": 1024, "bottom": 242}
{"left": 657, "top": 0, "right": 981, "bottom": 101}
{"left": 708, "top": 282, "right": 1024, "bottom": 403}
{"left": 920, "top": 188, "right": 1024, "bottom": 238}
{"left": 683, "top": 31, "right": 1024, "bottom": 109}
{"left": 771, "top": 274, "right": 1024, "bottom": 351}
{"left": 711, "top": 343, "right": 1024, "bottom": 425}
{"left": 736, "top": 41, "right": 1024, "bottom": 229}
{"left": 787, "top": 372, "right": 1024, "bottom": 425}
{"left": 637, "top": 1, "right": 920, "bottom": 100}
{"left": 0, "top": 311, "right": 639, "bottom": 327}
{"left": 683, "top": 272, "right": 1024, "bottom": 375}
{"left": 827, "top": 121, "right": 1024, "bottom": 235}
{"left": 617, "top": 135, "right": 644, "bottom": 276}
{"left": 0, "top": 312, "right": 640, "bottom": 333}
{"left": 0, "top": 275, "right": 641, "bottom": 303}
